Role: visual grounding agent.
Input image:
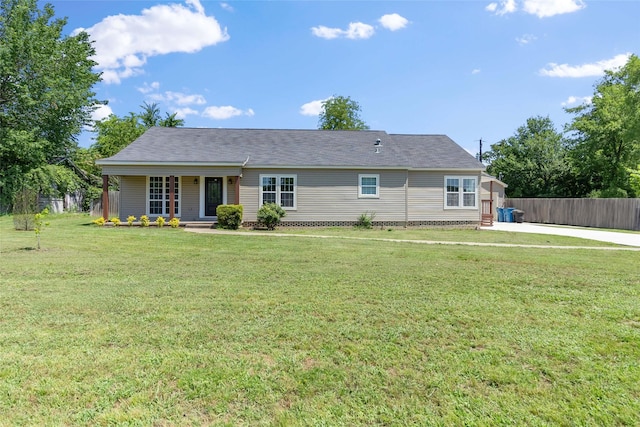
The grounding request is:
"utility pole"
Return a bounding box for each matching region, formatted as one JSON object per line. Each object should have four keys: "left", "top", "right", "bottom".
{"left": 476, "top": 138, "right": 483, "bottom": 162}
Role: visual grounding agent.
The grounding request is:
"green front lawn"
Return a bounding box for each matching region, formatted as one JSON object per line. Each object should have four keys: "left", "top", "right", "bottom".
{"left": 1, "top": 215, "right": 638, "bottom": 425}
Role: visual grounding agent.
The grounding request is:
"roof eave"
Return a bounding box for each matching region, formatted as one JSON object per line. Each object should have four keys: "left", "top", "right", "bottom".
{"left": 95, "top": 160, "right": 245, "bottom": 167}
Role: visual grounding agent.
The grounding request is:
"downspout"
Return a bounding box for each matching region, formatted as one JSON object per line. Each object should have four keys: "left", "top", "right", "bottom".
{"left": 236, "top": 156, "right": 249, "bottom": 206}
{"left": 404, "top": 169, "right": 409, "bottom": 227}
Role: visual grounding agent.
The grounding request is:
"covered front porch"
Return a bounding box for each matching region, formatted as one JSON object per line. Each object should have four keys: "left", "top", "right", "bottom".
{"left": 100, "top": 172, "right": 242, "bottom": 222}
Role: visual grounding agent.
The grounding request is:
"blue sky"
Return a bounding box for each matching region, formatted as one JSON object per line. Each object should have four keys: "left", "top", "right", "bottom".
{"left": 50, "top": 0, "right": 639, "bottom": 155}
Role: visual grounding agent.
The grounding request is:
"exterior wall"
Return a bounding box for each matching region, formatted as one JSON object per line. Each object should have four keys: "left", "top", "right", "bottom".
{"left": 115, "top": 167, "right": 482, "bottom": 226}
{"left": 117, "top": 173, "right": 233, "bottom": 221}
{"left": 119, "top": 176, "right": 146, "bottom": 219}
{"left": 240, "top": 168, "right": 408, "bottom": 223}
{"left": 407, "top": 171, "right": 481, "bottom": 223}
{"left": 480, "top": 179, "right": 506, "bottom": 220}
{"left": 181, "top": 176, "right": 200, "bottom": 221}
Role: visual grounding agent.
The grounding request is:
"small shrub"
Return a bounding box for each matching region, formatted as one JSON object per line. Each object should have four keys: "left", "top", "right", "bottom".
{"left": 12, "top": 187, "right": 38, "bottom": 230}
{"left": 168, "top": 217, "right": 180, "bottom": 228}
{"left": 140, "top": 215, "right": 150, "bottom": 227}
{"left": 216, "top": 204, "right": 243, "bottom": 230}
{"left": 355, "top": 212, "right": 375, "bottom": 229}
{"left": 257, "top": 203, "right": 286, "bottom": 230}
{"left": 34, "top": 208, "right": 50, "bottom": 250}
{"left": 110, "top": 217, "right": 121, "bottom": 227}
{"left": 93, "top": 217, "right": 106, "bottom": 226}
{"left": 156, "top": 216, "right": 165, "bottom": 227}
{"left": 127, "top": 215, "right": 136, "bottom": 226}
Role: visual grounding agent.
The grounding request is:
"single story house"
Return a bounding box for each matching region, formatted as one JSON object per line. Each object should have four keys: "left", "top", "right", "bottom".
{"left": 96, "top": 127, "right": 487, "bottom": 227}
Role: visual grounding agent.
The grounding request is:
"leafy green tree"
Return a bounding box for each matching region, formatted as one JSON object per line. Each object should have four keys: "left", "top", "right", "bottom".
{"left": 139, "top": 102, "right": 162, "bottom": 128}
{"left": 92, "top": 104, "right": 185, "bottom": 160}
{"left": 0, "top": 0, "right": 102, "bottom": 208}
{"left": 629, "top": 165, "right": 640, "bottom": 196}
{"left": 318, "top": 95, "right": 369, "bottom": 130}
{"left": 88, "top": 104, "right": 185, "bottom": 196}
{"left": 138, "top": 102, "right": 185, "bottom": 128}
{"left": 92, "top": 113, "right": 147, "bottom": 159}
{"left": 485, "top": 116, "right": 570, "bottom": 197}
{"left": 565, "top": 54, "right": 640, "bottom": 197}
{"left": 159, "top": 112, "right": 185, "bottom": 127}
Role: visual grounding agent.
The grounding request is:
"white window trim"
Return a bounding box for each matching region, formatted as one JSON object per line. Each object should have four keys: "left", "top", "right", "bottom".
{"left": 146, "top": 176, "right": 181, "bottom": 217}
{"left": 444, "top": 175, "right": 478, "bottom": 209}
{"left": 358, "top": 174, "right": 380, "bottom": 199}
{"left": 259, "top": 174, "right": 297, "bottom": 210}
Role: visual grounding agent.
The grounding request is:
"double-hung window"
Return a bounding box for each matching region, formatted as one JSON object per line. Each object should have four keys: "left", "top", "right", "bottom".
{"left": 358, "top": 174, "right": 380, "bottom": 198}
{"left": 260, "top": 175, "right": 296, "bottom": 209}
{"left": 148, "top": 176, "right": 180, "bottom": 216}
{"left": 444, "top": 176, "right": 477, "bottom": 208}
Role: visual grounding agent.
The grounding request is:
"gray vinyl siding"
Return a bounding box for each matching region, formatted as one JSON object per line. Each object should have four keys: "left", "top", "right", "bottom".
{"left": 180, "top": 177, "right": 200, "bottom": 221}
{"left": 240, "top": 168, "right": 407, "bottom": 222}
{"left": 115, "top": 171, "right": 238, "bottom": 221}
{"left": 408, "top": 171, "right": 481, "bottom": 222}
{"left": 119, "top": 176, "right": 146, "bottom": 219}
{"left": 116, "top": 168, "right": 481, "bottom": 224}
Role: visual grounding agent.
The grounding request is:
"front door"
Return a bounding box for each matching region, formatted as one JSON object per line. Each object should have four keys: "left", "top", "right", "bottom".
{"left": 205, "top": 177, "right": 223, "bottom": 216}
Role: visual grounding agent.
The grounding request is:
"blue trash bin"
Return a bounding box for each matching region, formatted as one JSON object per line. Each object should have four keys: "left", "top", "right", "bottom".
{"left": 505, "top": 207, "right": 515, "bottom": 223}
{"left": 497, "top": 207, "right": 505, "bottom": 222}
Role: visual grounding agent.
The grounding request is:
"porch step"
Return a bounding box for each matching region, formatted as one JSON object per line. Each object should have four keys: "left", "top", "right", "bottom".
{"left": 183, "top": 222, "right": 217, "bottom": 229}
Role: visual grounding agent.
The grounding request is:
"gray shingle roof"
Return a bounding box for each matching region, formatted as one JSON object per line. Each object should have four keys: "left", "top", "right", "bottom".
{"left": 97, "top": 127, "right": 484, "bottom": 170}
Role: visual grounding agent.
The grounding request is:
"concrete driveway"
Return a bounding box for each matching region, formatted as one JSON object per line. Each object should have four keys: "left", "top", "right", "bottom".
{"left": 482, "top": 222, "right": 640, "bottom": 247}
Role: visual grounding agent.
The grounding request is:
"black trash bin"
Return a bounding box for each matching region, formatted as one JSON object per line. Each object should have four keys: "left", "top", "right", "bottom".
{"left": 513, "top": 209, "right": 524, "bottom": 223}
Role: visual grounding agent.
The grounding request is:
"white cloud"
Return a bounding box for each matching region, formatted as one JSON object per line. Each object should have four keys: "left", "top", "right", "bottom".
{"left": 344, "top": 22, "right": 375, "bottom": 39}
{"left": 471, "top": 69, "right": 481, "bottom": 75}
{"left": 516, "top": 34, "right": 537, "bottom": 45}
{"left": 77, "top": 0, "right": 229, "bottom": 84}
{"left": 164, "top": 91, "right": 207, "bottom": 106}
{"left": 220, "top": 2, "right": 234, "bottom": 12}
{"left": 138, "top": 82, "right": 207, "bottom": 107}
{"left": 137, "top": 81, "right": 161, "bottom": 94}
{"left": 202, "top": 106, "right": 254, "bottom": 120}
{"left": 486, "top": 0, "right": 584, "bottom": 17}
{"left": 561, "top": 96, "right": 592, "bottom": 106}
{"left": 312, "top": 13, "right": 408, "bottom": 40}
{"left": 300, "top": 98, "right": 330, "bottom": 116}
{"left": 311, "top": 26, "right": 343, "bottom": 40}
{"left": 311, "top": 22, "right": 375, "bottom": 40}
{"left": 523, "top": 0, "right": 585, "bottom": 18}
{"left": 174, "top": 107, "right": 200, "bottom": 119}
{"left": 485, "top": 0, "right": 517, "bottom": 16}
{"left": 540, "top": 53, "right": 631, "bottom": 78}
{"left": 379, "top": 14, "right": 409, "bottom": 31}
{"left": 91, "top": 104, "right": 114, "bottom": 122}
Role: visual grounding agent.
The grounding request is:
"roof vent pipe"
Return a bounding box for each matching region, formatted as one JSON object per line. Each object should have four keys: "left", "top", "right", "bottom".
{"left": 374, "top": 138, "right": 382, "bottom": 153}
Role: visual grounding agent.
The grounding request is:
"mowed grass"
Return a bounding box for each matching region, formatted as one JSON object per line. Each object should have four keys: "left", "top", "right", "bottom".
{"left": 256, "top": 226, "right": 626, "bottom": 247}
{"left": 0, "top": 215, "right": 639, "bottom": 426}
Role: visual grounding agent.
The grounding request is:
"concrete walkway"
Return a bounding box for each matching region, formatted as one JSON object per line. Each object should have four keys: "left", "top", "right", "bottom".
{"left": 482, "top": 222, "right": 640, "bottom": 247}
{"left": 185, "top": 223, "right": 640, "bottom": 251}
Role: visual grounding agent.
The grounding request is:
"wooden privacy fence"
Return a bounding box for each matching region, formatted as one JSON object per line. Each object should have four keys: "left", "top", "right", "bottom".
{"left": 90, "top": 191, "right": 119, "bottom": 218}
{"left": 505, "top": 198, "right": 640, "bottom": 231}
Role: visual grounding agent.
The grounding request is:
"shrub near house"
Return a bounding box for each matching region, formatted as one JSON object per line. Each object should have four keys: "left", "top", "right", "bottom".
{"left": 216, "top": 205, "right": 243, "bottom": 230}
{"left": 257, "top": 203, "right": 286, "bottom": 230}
